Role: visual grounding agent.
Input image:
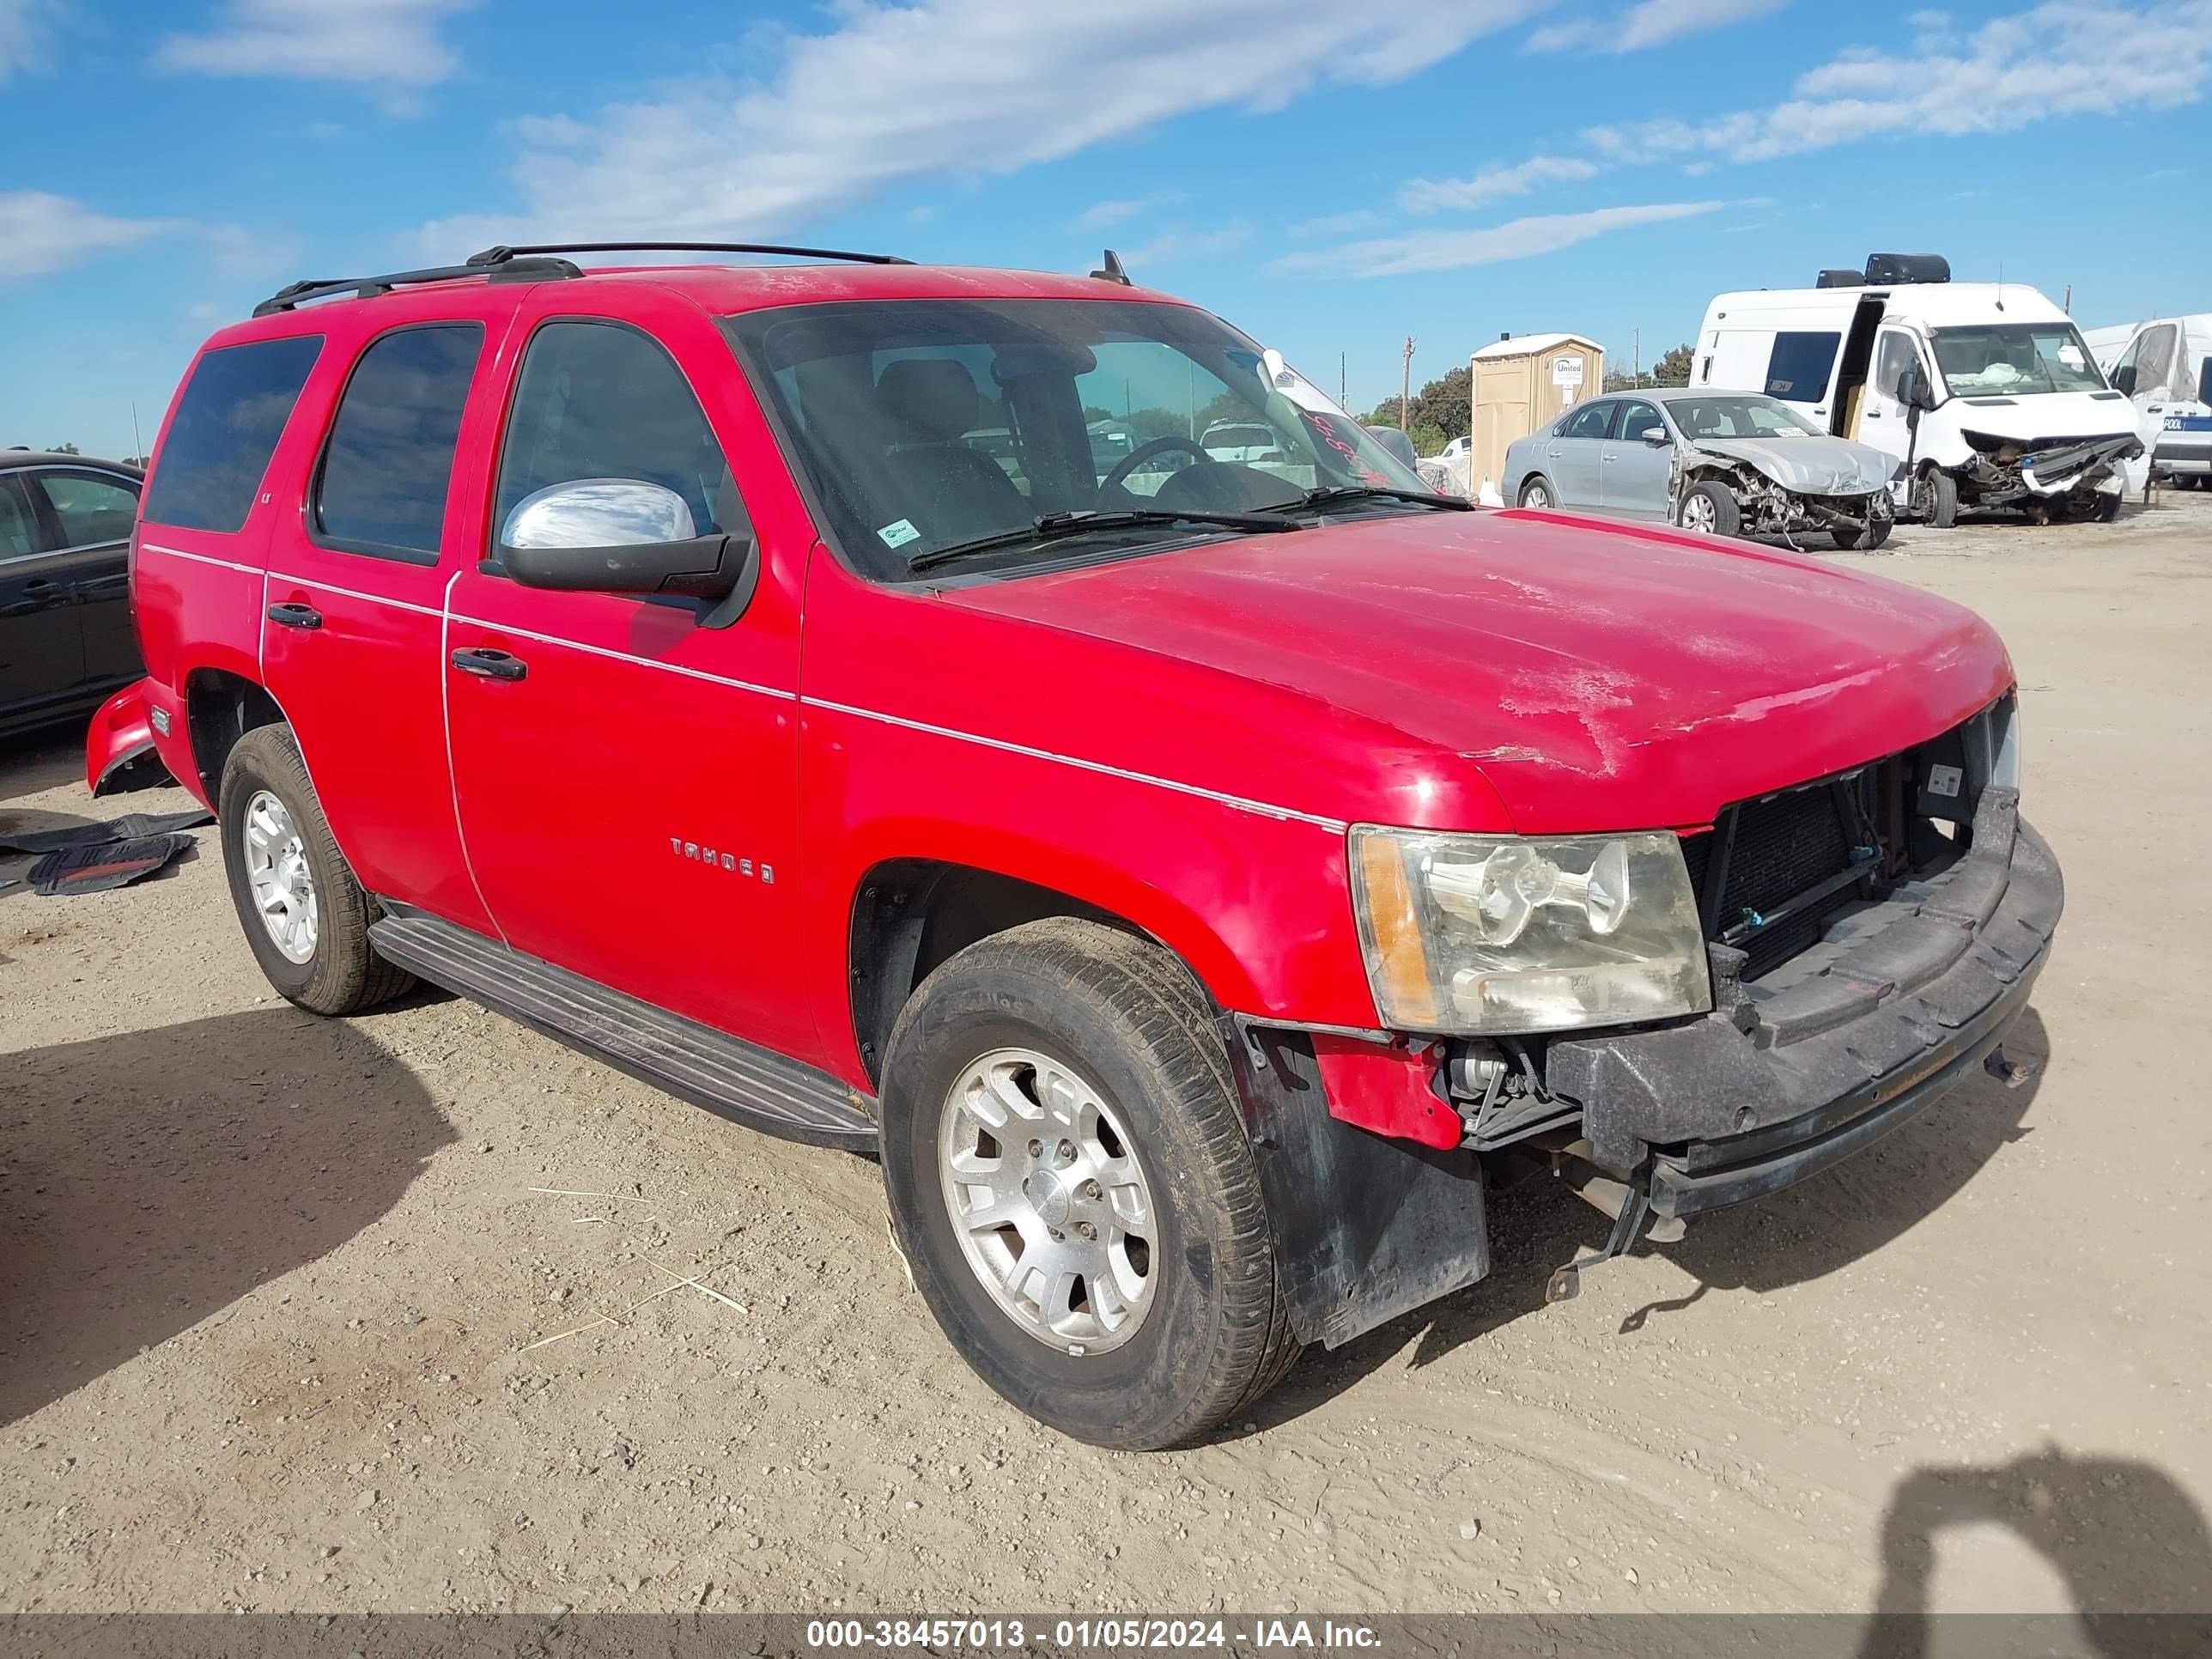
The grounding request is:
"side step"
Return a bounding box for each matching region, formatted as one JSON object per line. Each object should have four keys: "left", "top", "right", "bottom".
{"left": 368, "top": 909, "right": 878, "bottom": 1152}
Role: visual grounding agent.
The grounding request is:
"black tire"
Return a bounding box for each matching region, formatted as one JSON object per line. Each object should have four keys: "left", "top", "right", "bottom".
{"left": 218, "top": 723, "right": 414, "bottom": 1016}
{"left": 1516, "top": 477, "right": 1554, "bottom": 509}
{"left": 879, "top": 918, "right": 1299, "bottom": 1449}
{"left": 1913, "top": 467, "right": 1960, "bottom": 528}
{"left": 1677, "top": 480, "right": 1741, "bottom": 538}
{"left": 1832, "top": 514, "right": 1893, "bottom": 551}
{"left": 2093, "top": 491, "right": 2123, "bottom": 522}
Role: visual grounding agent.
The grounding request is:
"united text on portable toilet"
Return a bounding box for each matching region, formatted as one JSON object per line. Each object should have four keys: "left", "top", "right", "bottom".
{"left": 1470, "top": 332, "right": 1604, "bottom": 500}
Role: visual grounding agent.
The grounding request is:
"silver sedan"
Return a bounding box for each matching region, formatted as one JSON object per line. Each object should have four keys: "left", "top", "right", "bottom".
{"left": 1501, "top": 388, "right": 1897, "bottom": 550}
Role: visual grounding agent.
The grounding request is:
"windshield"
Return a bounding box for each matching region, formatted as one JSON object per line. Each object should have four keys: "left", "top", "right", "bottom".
{"left": 721, "top": 298, "right": 1426, "bottom": 579}
{"left": 1930, "top": 324, "right": 2107, "bottom": 398}
{"left": 1667, "top": 395, "right": 1823, "bottom": 440}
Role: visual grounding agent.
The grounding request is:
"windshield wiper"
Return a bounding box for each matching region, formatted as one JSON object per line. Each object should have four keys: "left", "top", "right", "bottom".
{"left": 905, "top": 507, "right": 1302, "bottom": 574}
{"left": 1273, "top": 484, "right": 1474, "bottom": 514}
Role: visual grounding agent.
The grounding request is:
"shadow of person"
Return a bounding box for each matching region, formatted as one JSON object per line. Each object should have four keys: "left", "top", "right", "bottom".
{"left": 1861, "top": 1447, "right": 2212, "bottom": 1657}
{"left": 0, "top": 1006, "right": 455, "bottom": 1426}
{"left": 1249, "top": 1006, "right": 2051, "bottom": 1431}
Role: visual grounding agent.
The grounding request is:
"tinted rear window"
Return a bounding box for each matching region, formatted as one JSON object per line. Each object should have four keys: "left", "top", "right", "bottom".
{"left": 1763, "top": 331, "right": 1839, "bottom": 401}
{"left": 313, "top": 324, "right": 483, "bottom": 561}
{"left": 142, "top": 335, "right": 323, "bottom": 534}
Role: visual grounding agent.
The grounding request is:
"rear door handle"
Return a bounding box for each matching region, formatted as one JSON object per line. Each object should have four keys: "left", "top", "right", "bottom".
{"left": 450, "top": 646, "right": 527, "bottom": 681}
{"left": 266, "top": 602, "right": 322, "bottom": 629}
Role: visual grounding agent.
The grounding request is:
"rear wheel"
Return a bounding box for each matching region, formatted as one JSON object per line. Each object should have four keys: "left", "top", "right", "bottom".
{"left": 1516, "top": 477, "right": 1553, "bottom": 509}
{"left": 1677, "top": 480, "right": 1741, "bottom": 538}
{"left": 878, "top": 918, "right": 1299, "bottom": 1449}
{"left": 1912, "top": 467, "right": 1960, "bottom": 528}
{"left": 2092, "top": 491, "right": 2123, "bottom": 521}
{"left": 219, "top": 724, "right": 414, "bottom": 1015}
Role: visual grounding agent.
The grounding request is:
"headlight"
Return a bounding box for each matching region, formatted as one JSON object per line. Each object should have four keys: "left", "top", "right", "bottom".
{"left": 1349, "top": 827, "right": 1711, "bottom": 1036}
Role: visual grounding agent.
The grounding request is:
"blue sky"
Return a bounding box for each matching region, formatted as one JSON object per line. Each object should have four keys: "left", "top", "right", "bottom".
{"left": 3, "top": 0, "right": 2209, "bottom": 457}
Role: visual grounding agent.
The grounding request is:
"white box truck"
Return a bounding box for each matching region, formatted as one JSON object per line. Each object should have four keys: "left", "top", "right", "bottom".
{"left": 1692, "top": 255, "right": 2142, "bottom": 526}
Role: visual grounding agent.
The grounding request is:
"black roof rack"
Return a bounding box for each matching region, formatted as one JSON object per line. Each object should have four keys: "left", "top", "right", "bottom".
{"left": 466, "top": 240, "right": 914, "bottom": 268}
{"left": 252, "top": 256, "right": 582, "bottom": 318}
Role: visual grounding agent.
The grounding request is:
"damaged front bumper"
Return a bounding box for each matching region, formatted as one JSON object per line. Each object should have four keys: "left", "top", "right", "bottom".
{"left": 1546, "top": 786, "right": 2060, "bottom": 1217}
{"left": 1960, "top": 430, "right": 2142, "bottom": 503}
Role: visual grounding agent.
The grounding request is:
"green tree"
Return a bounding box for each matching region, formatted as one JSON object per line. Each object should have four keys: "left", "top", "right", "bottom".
{"left": 1409, "top": 365, "right": 1472, "bottom": 446}
{"left": 1407, "top": 422, "right": 1448, "bottom": 458}
{"left": 1650, "top": 343, "right": 1694, "bottom": 387}
{"left": 1361, "top": 395, "right": 1407, "bottom": 428}
{"left": 51, "top": 441, "right": 80, "bottom": 455}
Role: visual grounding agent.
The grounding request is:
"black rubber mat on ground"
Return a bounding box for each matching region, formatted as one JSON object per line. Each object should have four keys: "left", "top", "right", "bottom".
{"left": 0, "top": 808, "right": 211, "bottom": 856}
{"left": 27, "top": 833, "right": 197, "bottom": 895}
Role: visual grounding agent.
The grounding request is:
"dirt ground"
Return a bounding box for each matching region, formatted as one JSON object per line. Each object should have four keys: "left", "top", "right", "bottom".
{"left": 3, "top": 493, "right": 2209, "bottom": 1621}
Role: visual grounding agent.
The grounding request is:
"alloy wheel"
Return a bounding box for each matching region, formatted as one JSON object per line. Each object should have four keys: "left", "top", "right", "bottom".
{"left": 937, "top": 1047, "right": 1158, "bottom": 1355}
{"left": 242, "top": 788, "right": 318, "bottom": 963}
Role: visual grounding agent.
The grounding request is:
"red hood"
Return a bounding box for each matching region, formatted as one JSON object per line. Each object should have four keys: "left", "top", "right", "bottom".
{"left": 939, "top": 508, "right": 2014, "bottom": 835}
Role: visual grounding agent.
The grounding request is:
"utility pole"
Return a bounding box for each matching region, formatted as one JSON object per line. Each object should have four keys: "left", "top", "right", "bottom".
{"left": 1400, "top": 336, "right": 1414, "bottom": 433}
{"left": 1339, "top": 351, "right": 1346, "bottom": 408}
{"left": 131, "top": 402, "right": 143, "bottom": 462}
{"left": 1633, "top": 329, "right": 1641, "bottom": 389}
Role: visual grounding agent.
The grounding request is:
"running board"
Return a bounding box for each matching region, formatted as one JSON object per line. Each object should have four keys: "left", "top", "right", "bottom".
{"left": 368, "top": 909, "right": 878, "bottom": 1152}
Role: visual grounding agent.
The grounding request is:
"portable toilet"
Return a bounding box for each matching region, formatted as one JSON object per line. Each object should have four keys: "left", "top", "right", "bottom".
{"left": 1470, "top": 332, "right": 1604, "bottom": 499}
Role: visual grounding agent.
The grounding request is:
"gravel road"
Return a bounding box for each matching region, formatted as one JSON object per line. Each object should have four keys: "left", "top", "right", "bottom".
{"left": 3, "top": 494, "right": 2209, "bottom": 1619}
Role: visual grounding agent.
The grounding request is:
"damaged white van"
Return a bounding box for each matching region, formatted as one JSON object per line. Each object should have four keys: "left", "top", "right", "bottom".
{"left": 1693, "top": 255, "right": 2142, "bottom": 526}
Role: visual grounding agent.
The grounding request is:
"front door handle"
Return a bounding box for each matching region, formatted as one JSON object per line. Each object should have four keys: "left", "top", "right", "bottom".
{"left": 266, "top": 601, "right": 322, "bottom": 629}
{"left": 450, "top": 646, "right": 527, "bottom": 682}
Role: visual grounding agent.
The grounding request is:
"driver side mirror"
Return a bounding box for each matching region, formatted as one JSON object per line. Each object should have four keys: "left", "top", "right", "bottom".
{"left": 1900, "top": 365, "right": 1937, "bottom": 412}
{"left": 1640, "top": 425, "right": 1669, "bottom": 446}
{"left": 2112, "top": 364, "right": 2137, "bottom": 397}
{"left": 498, "top": 479, "right": 760, "bottom": 625}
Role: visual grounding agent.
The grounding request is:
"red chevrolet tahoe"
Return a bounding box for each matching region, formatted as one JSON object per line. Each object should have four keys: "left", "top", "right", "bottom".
{"left": 93, "top": 243, "right": 2062, "bottom": 1449}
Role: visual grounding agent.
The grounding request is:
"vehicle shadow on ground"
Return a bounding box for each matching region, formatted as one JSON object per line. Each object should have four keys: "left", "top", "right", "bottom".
{"left": 1858, "top": 1446, "right": 2212, "bottom": 1655}
{"left": 1257, "top": 1007, "right": 2050, "bottom": 1428}
{"left": 0, "top": 723, "right": 94, "bottom": 807}
{"left": 0, "top": 1007, "right": 454, "bottom": 1426}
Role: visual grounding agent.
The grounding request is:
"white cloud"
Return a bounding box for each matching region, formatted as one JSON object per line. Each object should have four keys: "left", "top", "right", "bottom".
{"left": 1115, "top": 222, "right": 1255, "bottom": 270}
{"left": 1530, "top": 0, "right": 1783, "bottom": 53}
{"left": 1586, "top": 0, "right": 2212, "bottom": 162}
{"left": 421, "top": 0, "right": 1543, "bottom": 249}
{"left": 0, "top": 191, "right": 181, "bottom": 278}
{"left": 1075, "top": 198, "right": 1149, "bottom": 230}
{"left": 1399, "top": 155, "right": 1597, "bottom": 212}
{"left": 0, "top": 0, "right": 61, "bottom": 82}
{"left": 154, "top": 0, "right": 478, "bottom": 86}
{"left": 1273, "top": 200, "right": 1726, "bottom": 276}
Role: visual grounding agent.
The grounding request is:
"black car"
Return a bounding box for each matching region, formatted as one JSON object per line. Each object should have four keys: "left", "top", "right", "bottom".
{"left": 1, "top": 451, "right": 143, "bottom": 736}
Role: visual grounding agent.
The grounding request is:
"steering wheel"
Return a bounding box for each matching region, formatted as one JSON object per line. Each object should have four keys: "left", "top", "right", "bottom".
{"left": 1100, "top": 434, "right": 1206, "bottom": 496}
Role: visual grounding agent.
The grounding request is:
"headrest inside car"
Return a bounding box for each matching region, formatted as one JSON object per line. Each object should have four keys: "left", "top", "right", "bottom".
{"left": 877, "top": 358, "right": 981, "bottom": 445}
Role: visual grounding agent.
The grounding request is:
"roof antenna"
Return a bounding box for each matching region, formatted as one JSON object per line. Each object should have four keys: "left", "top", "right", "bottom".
{"left": 1996, "top": 261, "right": 2006, "bottom": 313}
{"left": 1090, "top": 248, "right": 1131, "bottom": 286}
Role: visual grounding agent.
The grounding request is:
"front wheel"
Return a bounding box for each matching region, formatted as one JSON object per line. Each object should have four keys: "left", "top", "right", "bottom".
{"left": 878, "top": 919, "right": 1299, "bottom": 1449}
{"left": 1912, "top": 467, "right": 1960, "bottom": 528}
{"left": 219, "top": 724, "right": 414, "bottom": 1015}
{"left": 1516, "top": 477, "right": 1553, "bottom": 509}
{"left": 1677, "top": 480, "right": 1741, "bottom": 538}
